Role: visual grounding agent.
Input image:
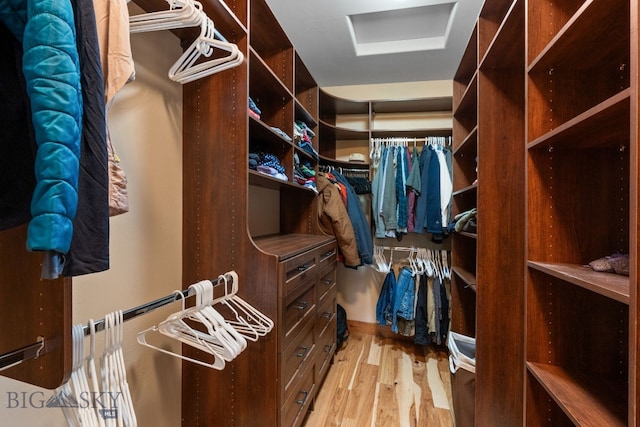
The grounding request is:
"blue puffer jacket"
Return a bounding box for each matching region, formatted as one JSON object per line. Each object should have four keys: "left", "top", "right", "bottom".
{"left": 0, "top": 0, "right": 82, "bottom": 256}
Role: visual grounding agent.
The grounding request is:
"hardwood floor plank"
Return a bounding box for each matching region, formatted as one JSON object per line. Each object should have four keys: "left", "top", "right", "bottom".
{"left": 375, "top": 383, "right": 399, "bottom": 426}
{"left": 303, "top": 327, "right": 454, "bottom": 427}
{"left": 343, "top": 363, "right": 377, "bottom": 427}
{"left": 395, "top": 352, "right": 422, "bottom": 427}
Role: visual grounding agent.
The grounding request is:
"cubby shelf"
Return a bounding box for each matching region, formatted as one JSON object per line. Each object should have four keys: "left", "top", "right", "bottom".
{"left": 527, "top": 0, "right": 629, "bottom": 72}
{"left": 452, "top": 182, "right": 477, "bottom": 197}
{"left": 527, "top": 362, "right": 627, "bottom": 427}
{"left": 527, "top": 89, "right": 630, "bottom": 150}
{"left": 452, "top": 266, "right": 477, "bottom": 291}
{"left": 527, "top": 261, "right": 629, "bottom": 304}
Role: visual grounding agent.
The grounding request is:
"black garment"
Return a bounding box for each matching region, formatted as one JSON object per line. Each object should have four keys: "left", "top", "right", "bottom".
{"left": 0, "top": 22, "right": 37, "bottom": 231}
{"left": 63, "top": 0, "right": 110, "bottom": 276}
{"left": 414, "top": 274, "right": 430, "bottom": 345}
{"left": 345, "top": 176, "right": 371, "bottom": 195}
{"left": 439, "top": 277, "right": 450, "bottom": 345}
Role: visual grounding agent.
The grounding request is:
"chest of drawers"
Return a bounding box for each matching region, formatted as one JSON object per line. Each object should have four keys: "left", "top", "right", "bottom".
{"left": 254, "top": 234, "right": 337, "bottom": 427}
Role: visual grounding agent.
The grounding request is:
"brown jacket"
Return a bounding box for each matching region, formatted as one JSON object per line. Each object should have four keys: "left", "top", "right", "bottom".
{"left": 316, "top": 173, "right": 361, "bottom": 267}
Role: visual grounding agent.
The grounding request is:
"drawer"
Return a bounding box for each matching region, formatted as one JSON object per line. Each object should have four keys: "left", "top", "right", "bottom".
{"left": 317, "top": 264, "right": 336, "bottom": 306}
{"left": 282, "top": 277, "right": 315, "bottom": 342}
{"left": 317, "top": 241, "right": 337, "bottom": 272}
{"left": 281, "top": 249, "right": 317, "bottom": 296}
{"left": 281, "top": 318, "right": 315, "bottom": 403}
{"left": 316, "top": 325, "right": 336, "bottom": 382}
{"left": 316, "top": 293, "right": 336, "bottom": 340}
{"left": 281, "top": 366, "right": 316, "bottom": 427}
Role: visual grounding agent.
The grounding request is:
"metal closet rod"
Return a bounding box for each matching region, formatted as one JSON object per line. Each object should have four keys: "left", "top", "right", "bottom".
{"left": 0, "top": 273, "right": 233, "bottom": 372}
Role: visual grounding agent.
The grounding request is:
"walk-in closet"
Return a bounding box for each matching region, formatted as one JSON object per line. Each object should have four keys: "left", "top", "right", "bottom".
{"left": 1, "top": 0, "right": 638, "bottom": 425}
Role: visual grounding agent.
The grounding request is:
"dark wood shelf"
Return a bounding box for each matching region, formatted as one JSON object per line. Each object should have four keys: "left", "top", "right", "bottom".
{"left": 478, "top": 0, "right": 516, "bottom": 62}
{"left": 458, "top": 231, "right": 477, "bottom": 240}
{"left": 249, "top": 0, "right": 293, "bottom": 91}
{"left": 453, "top": 72, "right": 478, "bottom": 120}
{"left": 454, "top": 126, "right": 477, "bottom": 156}
{"left": 527, "top": 261, "right": 629, "bottom": 304}
{"left": 252, "top": 234, "right": 334, "bottom": 261}
{"left": 249, "top": 115, "right": 294, "bottom": 147}
{"left": 454, "top": 24, "right": 477, "bottom": 86}
{"left": 249, "top": 170, "right": 315, "bottom": 193}
{"left": 527, "top": 362, "right": 627, "bottom": 427}
{"left": 371, "top": 97, "right": 452, "bottom": 114}
{"left": 528, "top": 0, "right": 629, "bottom": 73}
{"left": 370, "top": 128, "right": 452, "bottom": 139}
{"left": 452, "top": 266, "right": 477, "bottom": 292}
{"left": 249, "top": 48, "right": 293, "bottom": 100}
{"left": 319, "top": 90, "right": 369, "bottom": 123}
{"left": 527, "top": 89, "right": 630, "bottom": 150}
{"left": 294, "top": 54, "right": 318, "bottom": 122}
{"left": 318, "top": 155, "right": 369, "bottom": 169}
{"left": 133, "top": 0, "right": 248, "bottom": 40}
{"left": 294, "top": 145, "right": 317, "bottom": 165}
{"left": 318, "top": 120, "right": 369, "bottom": 141}
{"left": 452, "top": 182, "right": 478, "bottom": 197}
{"left": 479, "top": 0, "right": 523, "bottom": 70}
{"left": 295, "top": 100, "right": 317, "bottom": 129}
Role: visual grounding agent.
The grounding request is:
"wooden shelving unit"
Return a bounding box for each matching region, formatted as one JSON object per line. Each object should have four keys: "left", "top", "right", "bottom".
{"left": 451, "top": 0, "right": 525, "bottom": 425}
{"left": 524, "top": 0, "right": 634, "bottom": 424}
{"left": 455, "top": 0, "right": 640, "bottom": 424}
{"left": 180, "top": 0, "right": 337, "bottom": 426}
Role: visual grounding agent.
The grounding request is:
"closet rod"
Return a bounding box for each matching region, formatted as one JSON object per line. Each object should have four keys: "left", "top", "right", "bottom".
{"left": 319, "top": 166, "right": 370, "bottom": 173}
{"left": 0, "top": 273, "right": 233, "bottom": 372}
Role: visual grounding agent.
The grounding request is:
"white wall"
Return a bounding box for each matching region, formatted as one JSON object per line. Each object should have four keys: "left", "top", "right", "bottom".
{"left": 0, "top": 16, "right": 184, "bottom": 426}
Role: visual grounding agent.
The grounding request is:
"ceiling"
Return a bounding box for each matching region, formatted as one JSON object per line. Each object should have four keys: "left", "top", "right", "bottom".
{"left": 265, "top": 0, "right": 484, "bottom": 87}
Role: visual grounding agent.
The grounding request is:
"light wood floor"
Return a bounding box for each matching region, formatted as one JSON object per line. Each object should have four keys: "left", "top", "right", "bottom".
{"left": 303, "top": 322, "right": 455, "bottom": 427}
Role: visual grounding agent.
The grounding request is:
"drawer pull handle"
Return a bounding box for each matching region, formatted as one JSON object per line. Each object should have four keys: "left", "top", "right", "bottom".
{"left": 325, "top": 344, "right": 333, "bottom": 353}
{"left": 321, "top": 250, "right": 335, "bottom": 259}
{"left": 295, "top": 390, "right": 309, "bottom": 405}
{"left": 322, "top": 279, "right": 332, "bottom": 285}
{"left": 296, "top": 345, "right": 309, "bottom": 358}
{"left": 296, "top": 301, "right": 309, "bottom": 311}
{"left": 322, "top": 311, "right": 332, "bottom": 319}
{"left": 297, "top": 264, "right": 310, "bottom": 272}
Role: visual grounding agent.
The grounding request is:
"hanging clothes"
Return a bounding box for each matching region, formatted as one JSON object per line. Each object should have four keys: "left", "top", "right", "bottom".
{"left": 332, "top": 172, "right": 373, "bottom": 265}
{"left": 381, "top": 146, "right": 398, "bottom": 235}
{"left": 64, "top": 0, "right": 110, "bottom": 276}
{"left": 0, "top": 0, "right": 83, "bottom": 278}
{"left": 376, "top": 270, "right": 396, "bottom": 326}
{"left": 391, "top": 267, "right": 415, "bottom": 333}
{"left": 316, "top": 172, "right": 361, "bottom": 268}
{"left": 94, "top": 0, "right": 135, "bottom": 216}
{"left": 0, "top": 22, "right": 36, "bottom": 232}
{"left": 434, "top": 145, "right": 453, "bottom": 230}
{"left": 406, "top": 146, "right": 421, "bottom": 232}
{"left": 395, "top": 147, "right": 409, "bottom": 232}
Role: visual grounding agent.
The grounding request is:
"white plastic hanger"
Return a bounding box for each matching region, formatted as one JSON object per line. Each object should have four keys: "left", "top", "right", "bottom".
{"left": 114, "top": 311, "right": 137, "bottom": 427}
{"left": 214, "top": 274, "right": 261, "bottom": 341}
{"left": 137, "top": 291, "right": 227, "bottom": 370}
{"left": 87, "top": 319, "right": 106, "bottom": 427}
{"left": 218, "top": 271, "right": 274, "bottom": 336}
{"left": 188, "top": 280, "right": 245, "bottom": 360}
{"left": 168, "top": 15, "right": 244, "bottom": 84}
{"left": 129, "top": 0, "right": 203, "bottom": 33}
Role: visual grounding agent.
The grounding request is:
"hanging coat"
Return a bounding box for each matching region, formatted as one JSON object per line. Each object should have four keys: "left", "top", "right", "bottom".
{"left": 316, "top": 172, "right": 361, "bottom": 268}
